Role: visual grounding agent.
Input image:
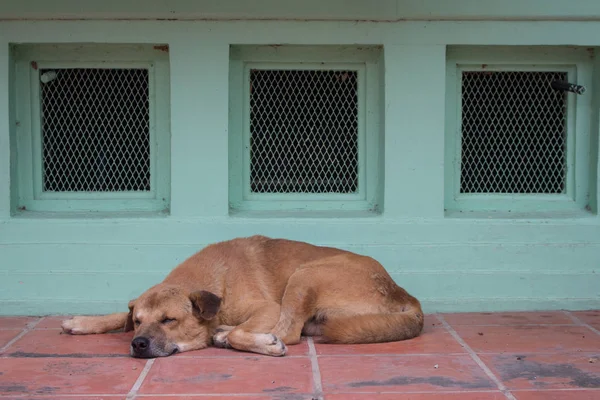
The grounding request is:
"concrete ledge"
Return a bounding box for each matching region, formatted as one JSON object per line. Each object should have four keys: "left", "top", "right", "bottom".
{"left": 2, "top": 0, "right": 600, "bottom": 22}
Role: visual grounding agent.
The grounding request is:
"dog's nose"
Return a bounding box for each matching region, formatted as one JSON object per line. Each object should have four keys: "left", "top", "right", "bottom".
{"left": 131, "top": 337, "right": 150, "bottom": 352}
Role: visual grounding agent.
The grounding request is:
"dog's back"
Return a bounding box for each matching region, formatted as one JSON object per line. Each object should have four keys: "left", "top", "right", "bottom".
{"left": 162, "top": 235, "right": 347, "bottom": 299}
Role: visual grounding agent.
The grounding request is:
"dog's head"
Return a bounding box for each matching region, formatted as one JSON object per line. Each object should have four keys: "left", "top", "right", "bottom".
{"left": 125, "top": 284, "right": 221, "bottom": 358}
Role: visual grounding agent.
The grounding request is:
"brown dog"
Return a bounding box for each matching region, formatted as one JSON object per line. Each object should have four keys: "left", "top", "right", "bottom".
{"left": 61, "top": 235, "right": 424, "bottom": 358}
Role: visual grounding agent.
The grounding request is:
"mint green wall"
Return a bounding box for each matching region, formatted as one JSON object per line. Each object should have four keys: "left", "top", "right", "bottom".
{"left": 1, "top": 6, "right": 600, "bottom": 315}
{"left": 2, "top": 0, "right": 600, "bottom": 21}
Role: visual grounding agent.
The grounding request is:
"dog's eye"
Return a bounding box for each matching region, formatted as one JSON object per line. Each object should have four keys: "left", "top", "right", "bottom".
{"left": 134, "top": 319, "right": 141, "bottom": 326}
{"left": 162, "top": 318, "right": 176, "bottom": 324}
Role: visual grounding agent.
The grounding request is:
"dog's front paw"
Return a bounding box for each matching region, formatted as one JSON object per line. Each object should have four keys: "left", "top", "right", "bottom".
{"left": 257, "top": 333, "right": 287, "bottom": 357}
{"left": 61, "top": 317, "right": 90, "bottom": 335}
{"left": 212, "top": 330, "right": 232, "bottom": 348}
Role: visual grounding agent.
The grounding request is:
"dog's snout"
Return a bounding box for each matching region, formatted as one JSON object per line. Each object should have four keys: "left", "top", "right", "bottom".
{"left": 130, "top": 334, "right": 176, "bottom": 358}
{"left": 131, "top": 336, "right": 149, "bottom": 352}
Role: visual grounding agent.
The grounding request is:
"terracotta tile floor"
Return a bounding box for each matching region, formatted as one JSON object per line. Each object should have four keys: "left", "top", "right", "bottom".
{"left": 0, "top": 311, "right": 599, "bottom": 399}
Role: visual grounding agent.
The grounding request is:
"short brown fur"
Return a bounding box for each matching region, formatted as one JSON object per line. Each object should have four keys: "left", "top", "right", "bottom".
{"left": 62, "top": 236, "right": 424, "bottom": 357}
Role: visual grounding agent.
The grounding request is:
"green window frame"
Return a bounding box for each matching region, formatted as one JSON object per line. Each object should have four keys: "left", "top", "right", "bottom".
{"left": 228, "top": 45, "right": 383, "bottom": 214}
{"left": 11, "top": 44, "right": 171, "bottom": 214}
{"left": 444, "top": 46, "right": 593, "bottom": 215}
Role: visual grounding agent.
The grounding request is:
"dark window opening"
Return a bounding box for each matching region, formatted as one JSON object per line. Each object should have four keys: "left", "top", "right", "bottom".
{"left": 460, "top": 70, "right": 568, "bottom": 194}
{"left": 40, "top": 68, "right": 151, "bottom": 192}
{"left": 249, "top": 69, "right": 359, "bottom": 194}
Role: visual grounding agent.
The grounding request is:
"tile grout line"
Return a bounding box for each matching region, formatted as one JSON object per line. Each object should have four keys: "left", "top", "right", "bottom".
{"left": 0, "top": 327, "right": 62, "bottom": 331}
{"left": 126, "top": 358, "right": 155, "bottom": 400}
{"left": 562, "top": 310, "right": 600, "bottom": 336}
{"left": 0, "top": 317, "right": 43, "bottom": 353}
{"left": 437, "top": 314, "right": 517, "bottom": 400}
{"left": 510, "top": 388, "right": 600, "bottom": 392}
{"left": 307, "top": 337, "right": 324, "bottom": 400}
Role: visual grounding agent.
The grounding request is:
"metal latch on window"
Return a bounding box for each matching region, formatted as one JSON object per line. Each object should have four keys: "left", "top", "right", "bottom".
{"left": 551, "top": 81, "right": 586, "bottom": 95}
{"left": 40, "top": 70, "right": 58, "bottom": 83}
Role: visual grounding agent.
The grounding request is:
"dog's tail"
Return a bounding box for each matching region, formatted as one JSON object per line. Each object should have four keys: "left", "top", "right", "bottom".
{"left": 321, "top": 303, "right": 424, "bottom": 344}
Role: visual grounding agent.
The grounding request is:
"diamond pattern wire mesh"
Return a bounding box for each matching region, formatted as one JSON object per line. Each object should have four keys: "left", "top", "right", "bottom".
{"left": 40, "top": 68, "right": 151, "bottom": 192}
{"left": 249, "top": 69, "right": 359, "bottom": 193}
{"left": 460, "top": 71, "right": 568, "bottom": 194}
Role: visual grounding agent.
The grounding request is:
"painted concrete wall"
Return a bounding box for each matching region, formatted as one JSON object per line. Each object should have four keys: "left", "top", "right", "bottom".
{"left": 1, "top": 8, "right": 600, "bottom": 315}
{"left": 3, "top": 0, "right": 600, "bottom": 21}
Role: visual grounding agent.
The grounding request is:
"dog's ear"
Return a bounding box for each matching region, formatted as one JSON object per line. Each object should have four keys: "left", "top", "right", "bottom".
{"left": 189, "top": 290, "right": 222, "bottom": 320}
{"left": 124, "top": 299, "right": 136, "bottom": 332}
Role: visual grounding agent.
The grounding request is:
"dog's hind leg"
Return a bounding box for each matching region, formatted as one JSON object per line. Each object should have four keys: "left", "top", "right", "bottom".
{"left": 223, "top": 302, "right": 287, "bottom": 357}
{"left": 61, "top": 312, "right": 130, "bottom": 335}
{"left": 270, "top": 269, "right": 318, "bottom": 345}
{"left": 272, "top": 256, "right": 425, "bottom": 345}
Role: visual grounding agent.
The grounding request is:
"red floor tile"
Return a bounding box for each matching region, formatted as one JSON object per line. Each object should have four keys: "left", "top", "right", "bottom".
{"left": 0, "top": 357, "right": 146, "bottom": 395}
{"left": 0, "top": 397, "right": 123, "bottom": 400}
{"left": 135, "top": 397, "right": 316, "bottom": 400}
{"left": 572, "top": 310, "right": 600, "bottom": 330}
{"left": 1, "top": 310, "right": 599, "bottom": 399}
{"left": 442, "top": 312, "right": 575, "bottom": 326}
{"left": 316, "top": 324, "right": 465, "bottom": 355}
{"left": 319, "top": 354, "right": 496, "bottom": 393}
{"left": 140, "top": 356, "right": 313, "bottom": 395}
{"left": 0, "top": 317, "right": 39, "bottom": 329}
{"left": 454, "top": 325, "right": 600, "bottom": 353}
{"left": 0, "top": 330, "right": 22, "bottom": 349}
{"left": 512, "top": 390, "right": 600, "bottom": 400}
{"left": 423, "top": 314, "right": 443, "bottom": 327}
{"left": 480, "top": 353, "right": 600, "bottom": 390}
{"left": 35, "top": 316, "right": 71, "bottom": 329}
{"left": 5, "top": 329, "right": 133, "bottom": 356}
{"left": 326, "top": 393, "right": 506, "bottom": 399}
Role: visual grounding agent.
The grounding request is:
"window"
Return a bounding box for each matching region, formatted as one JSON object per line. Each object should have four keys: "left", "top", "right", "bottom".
{"left": 249, "top": 69, "right": 359, "bottom": 194}
{"left": 229, "top": 45, "right": 383, "bottom": 213}
{"left": 444, "top": 46, "right": 593, "bottom": 214}
{"left": 11, "top": 44, "right": 170, "bottom": 213}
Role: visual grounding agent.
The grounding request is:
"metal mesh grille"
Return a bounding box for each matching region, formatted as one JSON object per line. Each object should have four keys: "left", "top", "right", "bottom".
{"left": 40, "top": 68, "right": 151, "bottom": 192}
{"left": 249, "top": 69, "right": 359, "bottom": 193}
{"left": 460, "top": 71, "right": 568, "bottom": 194}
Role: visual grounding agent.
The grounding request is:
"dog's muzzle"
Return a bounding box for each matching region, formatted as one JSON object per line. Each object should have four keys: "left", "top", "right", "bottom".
{"left": 130, "top": 336, "right": 179, "bottom": 358}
